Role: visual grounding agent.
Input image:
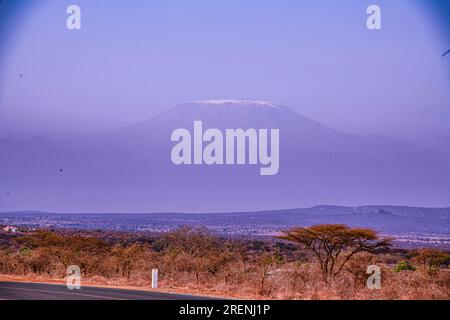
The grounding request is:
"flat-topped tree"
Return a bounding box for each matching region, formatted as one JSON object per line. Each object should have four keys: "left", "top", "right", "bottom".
{"left": 279, "top": 224, "right": 391, "bottom": 283}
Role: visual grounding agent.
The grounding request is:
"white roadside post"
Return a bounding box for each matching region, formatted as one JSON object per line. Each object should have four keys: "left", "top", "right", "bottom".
{"left": 151, "top": 269, "right": 158, "bottom": 289}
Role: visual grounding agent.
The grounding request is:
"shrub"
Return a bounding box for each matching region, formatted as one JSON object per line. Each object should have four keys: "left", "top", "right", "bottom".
{"left": 394, "top": 260, "right": 416, "bottom": 272}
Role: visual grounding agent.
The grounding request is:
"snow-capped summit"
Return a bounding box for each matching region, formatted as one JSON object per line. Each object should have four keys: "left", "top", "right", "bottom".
{"left": 190, "top": 99, "right": 283, "bottom": 109}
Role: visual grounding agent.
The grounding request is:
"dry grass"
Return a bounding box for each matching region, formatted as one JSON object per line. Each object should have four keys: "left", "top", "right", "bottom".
{"left": 0, "top": 227, "right": 448, "bottom": 300}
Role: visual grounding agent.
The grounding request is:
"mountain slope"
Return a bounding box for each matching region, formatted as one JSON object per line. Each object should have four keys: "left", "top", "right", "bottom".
{"left": 1, "top": 100, "right": 449, "bottom": 213}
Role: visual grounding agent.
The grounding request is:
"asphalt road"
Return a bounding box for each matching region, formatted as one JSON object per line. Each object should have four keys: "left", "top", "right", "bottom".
{"left": 0, "top": 282, "right": 216, "bottom": 300}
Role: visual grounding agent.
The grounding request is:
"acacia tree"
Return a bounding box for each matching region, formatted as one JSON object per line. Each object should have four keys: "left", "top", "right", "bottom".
{"left": 411, "top": 248, "right": 450, "bottom": 274}
{"left": 279, "top": 224, "right": 391, "bottom": 283}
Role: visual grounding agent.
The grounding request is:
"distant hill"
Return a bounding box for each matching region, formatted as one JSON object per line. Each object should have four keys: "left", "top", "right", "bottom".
{"left": 1, "top": 205, "right": 449, "bottom": 237}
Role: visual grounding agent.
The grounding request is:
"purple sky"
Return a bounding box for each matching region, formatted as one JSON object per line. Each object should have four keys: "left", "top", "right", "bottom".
{"left": 0, "top": 1, "right": 450, "bottom": 213}
{"left": 0, "top": 0, "right": 449, "bottom": 151}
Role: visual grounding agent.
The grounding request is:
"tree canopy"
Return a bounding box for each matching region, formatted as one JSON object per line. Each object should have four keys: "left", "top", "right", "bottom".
{"left": 279, "top": 224, "right": 391, "bottom": 282}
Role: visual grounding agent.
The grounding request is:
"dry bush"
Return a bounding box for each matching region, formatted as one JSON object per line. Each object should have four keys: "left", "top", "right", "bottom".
{"left": 378, "top": 267, "right": 448, "bottom": 300}
{"left": 0, "top": 227, "right": 448, "bottom": 300}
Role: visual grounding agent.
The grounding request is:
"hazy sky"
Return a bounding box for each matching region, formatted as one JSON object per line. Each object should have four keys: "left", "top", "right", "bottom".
{"left": 0, "top": 0, "right": 449, "bottom": 150}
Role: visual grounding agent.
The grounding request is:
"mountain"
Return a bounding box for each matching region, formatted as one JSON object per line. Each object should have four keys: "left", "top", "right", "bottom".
{"left": 1, "top": 100, "right": 449, "bottom": 213}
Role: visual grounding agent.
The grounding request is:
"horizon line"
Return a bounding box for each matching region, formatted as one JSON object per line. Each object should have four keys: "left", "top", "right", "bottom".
{"left": 1, "top": 204, "right": 450, "bottom": 216}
